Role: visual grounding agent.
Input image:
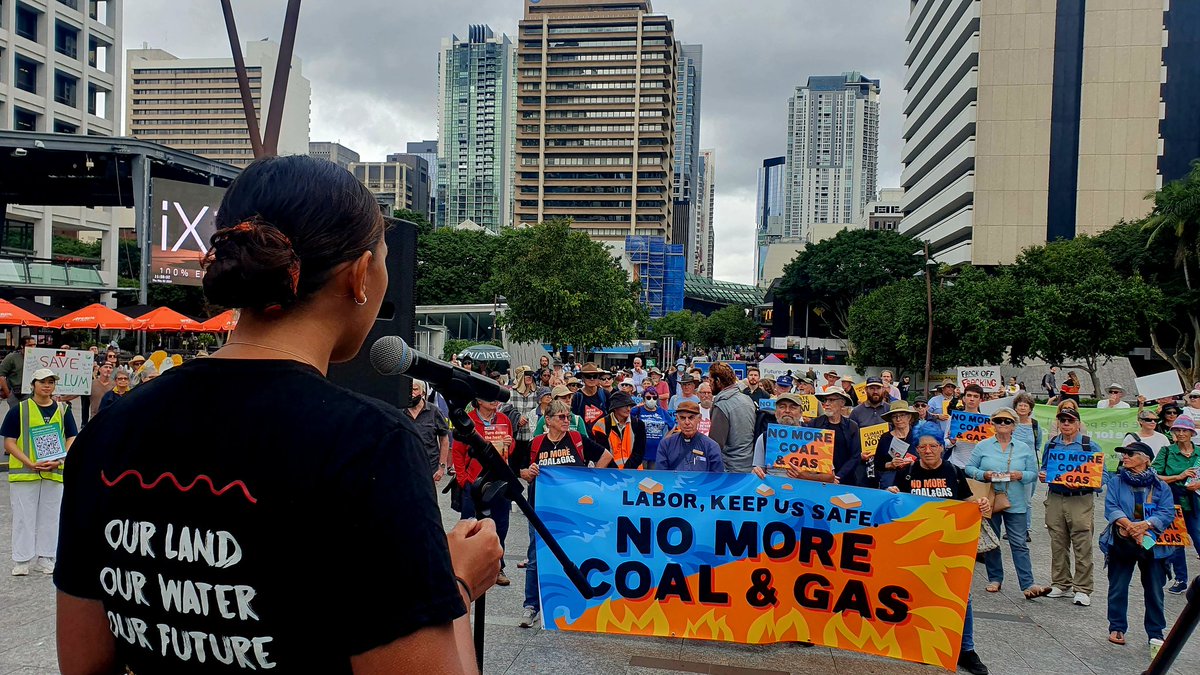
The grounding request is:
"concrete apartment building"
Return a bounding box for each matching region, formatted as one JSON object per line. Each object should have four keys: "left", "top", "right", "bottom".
{"left": 672, "top": 43, "right": 702, "bottom": 269}
{"left": 349, "top": 157, "right": 430, "bottom": 217}
{"left": 437, "top": 25, "right": 515, "bottom": 233}
{"left": 2, "top": 0, "right": 123, "bottom": 293}
{"left": 407, "top": 140, "right": 438, "bottom": 221}
{"left": 864, "top": 187, "right": 904, "bottom": 231}
{"left": 125, "top": 40, "right": 310, "bottom": 168}
{"left": 696, "top": 147, "right": 714, "bottom": 278}
{"left": 901, "top": 0, "right": 1200, "bottom": 265}
{"left": 309, "top": 141, "right": 359, "bottom": 169}
{"left": 515, "top": 0, "right": 678, "bottom": 245}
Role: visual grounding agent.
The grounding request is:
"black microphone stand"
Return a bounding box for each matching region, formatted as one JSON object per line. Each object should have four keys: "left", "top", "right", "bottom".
{"left": 440, "top": 381, "right": 595, "bottom": 672}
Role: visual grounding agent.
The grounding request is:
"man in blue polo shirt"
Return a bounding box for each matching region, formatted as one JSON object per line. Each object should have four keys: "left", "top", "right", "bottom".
{"left": 1038, "top": 406, "right": 1103, "bottom": 607}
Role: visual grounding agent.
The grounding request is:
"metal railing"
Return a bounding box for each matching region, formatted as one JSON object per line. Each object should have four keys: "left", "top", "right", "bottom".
{"left": 0, "top": 254, "right": 105, "bottom": 288}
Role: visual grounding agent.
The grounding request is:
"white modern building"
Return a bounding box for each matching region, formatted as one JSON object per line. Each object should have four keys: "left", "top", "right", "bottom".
{"left": 1, "top": 0, "right": 123, "bottom": 296}
{"left": 695, "top": 148, "right": 715, "bottom": 278}
{"left": 863, "top": 187, "right": 903, "bottom": 231}
{"left": 783, "top": 72, "right": 880, "bottom": 243}
{"left": 126, "top": 40, "right": 311, "bottom": 167}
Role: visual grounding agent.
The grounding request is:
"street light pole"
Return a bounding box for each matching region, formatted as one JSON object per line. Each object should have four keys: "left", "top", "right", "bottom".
{"left": 923, "top": 241, "right": 934, "bottom": 399}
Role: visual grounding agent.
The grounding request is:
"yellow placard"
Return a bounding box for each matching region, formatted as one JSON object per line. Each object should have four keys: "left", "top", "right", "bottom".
{"left": 853, "top": 382, "right": 868, "bottom": 404}
{"left": 859, "top": 423, "right": 890, "bottom": 459}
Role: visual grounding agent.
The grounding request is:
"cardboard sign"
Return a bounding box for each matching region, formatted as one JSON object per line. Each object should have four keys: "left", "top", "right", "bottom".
{"left": 797, "top": 394, "right": 820, "bottom": 418}
{"left": 1159, "top": 506, "right": 1192, "bottom": 547}
{"left": 1135, "top": 370, "right": 1184, "bottom": 402}
{"left": 23, "top": 348, "right": 95, "bottom": 396}
{"left": 859, "top": 423, "right": 890, "bottom": 460}
{"left": 1043, "top": 447, "right": 1104, "bottom": 489}
{"left": 764, "top": 424, "right": 834, "bottom": 474}
{"left": 1031, "top": 404, "right": 1139, "bottom": 471}
{"left": 957, "top": 367, "right": 1002, "bottom": 393}
{"left": 483, "top": 423, "right": 512, "bottom": 458}
{"left": 853, "top": 382, "right": 868, "bottom": 404}
{"left": 535, "top": 467, "right": 982, "bottom": 671}
{"left": 949, "top": 410, "right": 994, "bottom": 444}
{"left": 979, "top": 396, "right": 1015, "bottom": 416}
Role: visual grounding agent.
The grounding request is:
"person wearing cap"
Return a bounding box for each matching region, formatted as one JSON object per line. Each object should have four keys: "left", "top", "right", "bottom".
{"left": 656, "top": 401, "right": 724, "bottom": 473}
{"left": 632, "top": 386, "right": 674, "bottom": 470}
{"left": 820, "top": 369, "right": 840, "bottom": 393}
{"left": 460, "top": 355, "right": 474, "bottom": 372}
{"left": 451, "top": 392, "right": 515, "bottom": 587}
{"left": 873, "top": 401, "right": 920, "bottom": 490}
{"left": 773, "top": 375, "right": 795, "bottom": 397}
{"left": 97, "top": 368, "right": 132, "bottom": 413}
{"left": 848, "top": 377, "right": 890, "bottom": 486}
{"left": 1150, "top": 415, "right": 1200, "bottom": 595}
{"left": 913, "top": 396, "right": 932, "bottom": 424}
{"left": 928, "top": 380, "right": 958, "bottom": 438}
{"left": 1181, "top": 388, "right": 1200, "bottom": 424}
{"left": 965, "top": 407, "right": 1048, "bottom": 599}
{"left": 571, "top": 363, "right": 610, "bottom": 427}
{"left": 668, "top": 372, "right": 701, "bottom": 412}
{"left": 590, "top": 391, "right": 645, "bottom": 470}
{"left": 618, "top": 378, "right": 636, "bottom": 397}
{"left": 796, "top": 377, "right": 817, "bottom": 397}
{"left": 645, "top": 367, "right": 670, "bottom": 404}
{"left": 4, "top": 367, "right": 79, "bottom": 576}
{"left": 751, "top": 393, "right": 834, "bottom": 482}
{"left": 811, "top": 389, "right": 863, "bottom": 486}
{"left": 1097, "top": 383, "right": 1130, "bottom": 409}
{"left": 708, "top": 362, "right": 759, "bottom": 474}
{"left": 1039, "top": 406, "right": 1104, "bottom": 606}
{"left": 1100, "top": 441, "right": 1174, "bottom": 648}
{"left": 533, "top": 384, "right": 588, "bottom": 437}
{"left": 598, "top": 370, "right": 615, "bottom": 396}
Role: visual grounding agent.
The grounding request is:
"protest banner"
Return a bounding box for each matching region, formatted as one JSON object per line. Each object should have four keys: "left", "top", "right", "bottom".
{"left": 949, "top": 410, "right": 994, "bottom": 444}
{"left": 859, "top": 423, "right": 889, "bottom": 460}
{"left": 764, "top": 424, "right": 834, "bottom": 473}
{"left": 535, "top": 466, "right": 982, "bottom": 670}
{"left": 797, "top": 394, "right": 820, "bottom": 418}
{"left": 1031, "top": 404, "right": 1139, "bottom": 471}
{"left": 23, "top": 348, "right": 94, "bottom": 396}
{"left": 956, "top": 367, "right": 1001, "bottom": 393}
{"left": 1158, "top": 506, "right": 1192, "bottom": 547}
{"left": 1043, "top": 446, "right": 1104, "bottom": 489}
{"left": 853, "top": 382, "right": 868, "bottom": 404}
{"left": 1135, "top": 370, "right": 1184, "bottom": 402}
{"left": 757, "top": 398, "right": 776, "bottom": 413}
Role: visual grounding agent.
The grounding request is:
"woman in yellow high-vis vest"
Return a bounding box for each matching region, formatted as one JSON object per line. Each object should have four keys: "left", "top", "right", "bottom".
{"left": 3, "top": 367, "right": 78, "bottom": 576}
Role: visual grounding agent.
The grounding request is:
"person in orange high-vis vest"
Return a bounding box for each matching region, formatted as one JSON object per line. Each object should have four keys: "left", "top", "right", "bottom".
{"left": 590, "top": 391, "right": 645, "bottom": 469}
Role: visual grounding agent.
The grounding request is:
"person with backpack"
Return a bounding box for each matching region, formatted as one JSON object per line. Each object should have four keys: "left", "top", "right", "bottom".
{"left": 518, "top": 400, "right": 612, "bottom": 629}
{"left": 590, "top": 392, "right": 645, "bottom": 470}
{"left": 572, "top": 363, "right": 610, "bottom": 427}
{"left": 1038, "top": 407, "right": 1103, "bottom": 607}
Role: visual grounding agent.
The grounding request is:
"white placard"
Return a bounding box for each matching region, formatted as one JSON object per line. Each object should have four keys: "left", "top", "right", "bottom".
{"left": 980, "top": 396, "right": 1015, "bottom": 415}
{"left": 1135, "top": 370, "right": 1185, "bottom": 402}
{"left": 23, "top": 348, "right": 95, "bottom": 396}
{"left": 957, "top": 367, "right": 1002, "bottom": 392}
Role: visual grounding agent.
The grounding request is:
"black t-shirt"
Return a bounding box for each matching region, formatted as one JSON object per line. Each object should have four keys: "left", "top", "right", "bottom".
{"left": 54, "top": 358, "right": 464, "bottom": 674}
{"left": 532, "top": 431, "right": 607, "bottom": 468}
{"left": 571, "top": 389, "right": 608, "bottom": 427}
{"left": 893, "top": 461, "right": 972, "bottom": 500}
{"left": 0, "top": 401, "right": 79, "bottom": 440}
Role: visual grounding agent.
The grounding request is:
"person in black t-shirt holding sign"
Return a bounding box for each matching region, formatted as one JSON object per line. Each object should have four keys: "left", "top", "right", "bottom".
{"left": 54, "top": 156, "right": 503, "bottom": 675}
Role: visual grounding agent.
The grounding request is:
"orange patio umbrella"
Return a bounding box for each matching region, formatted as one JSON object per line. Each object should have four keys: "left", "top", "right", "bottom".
{"left": 135, "top": 307, "right": 202, "bottom": 332}
{"left": 198, "top": 309, "right": 238, "bottom": 332}
{"left": 0, "top": 299, "right": 48, "bottom": 327}
{"left": 48, "top": 303, "right": 137, "bottom": 331}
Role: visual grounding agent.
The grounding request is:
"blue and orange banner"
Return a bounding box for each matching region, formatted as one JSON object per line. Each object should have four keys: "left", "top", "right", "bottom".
{"left": 949, "top": 411, "right": 993, "bottom": 444}
{"left": 1159, "top": 505, "right": 1192, "bottom": 547}
{"left": 1043, "top": 446, "right": 1104, "bottom": 489}
{"left": 535, "top": 467, "right": 982, "bottom": 670}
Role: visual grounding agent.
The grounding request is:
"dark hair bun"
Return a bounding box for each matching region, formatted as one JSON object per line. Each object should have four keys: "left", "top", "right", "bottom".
{"left": 202, "top": 218, "right": 301, "bottom": 311}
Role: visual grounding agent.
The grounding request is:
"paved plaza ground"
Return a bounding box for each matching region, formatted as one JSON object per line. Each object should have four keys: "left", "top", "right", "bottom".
{"left": 2, "top": 476, "right": 1198, "bottom": 674}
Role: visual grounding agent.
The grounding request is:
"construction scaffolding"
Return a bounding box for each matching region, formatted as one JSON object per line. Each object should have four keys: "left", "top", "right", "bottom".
{"left": 626, "top": 235, "right": 685, "bottom": 319}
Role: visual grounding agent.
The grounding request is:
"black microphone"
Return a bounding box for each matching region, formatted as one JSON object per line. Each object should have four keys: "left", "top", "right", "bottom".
{"left": 370, "top": 336, "right": 510, "bottom": 403}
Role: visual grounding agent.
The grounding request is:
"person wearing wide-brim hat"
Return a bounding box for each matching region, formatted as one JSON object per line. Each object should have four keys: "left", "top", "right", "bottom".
{"left": 589, "top": 391, "right": 646, "bottom": 470}
{"left": 668, "top": 372, "right": 700, "bottom": 412}
{"left": 1151, "top": 415, "right": 1200, "bottom": 595}
{"left": 874, "top": 400, "right": 920, "bottom": 490}
{"left": 811, "top": 389, "right": 861, "bottom": 485}
{"left": 4, "top": 368, "right": 79, "bottom": 576}
{"left": 533, "top": 384, "right": 588, "bottom": 437}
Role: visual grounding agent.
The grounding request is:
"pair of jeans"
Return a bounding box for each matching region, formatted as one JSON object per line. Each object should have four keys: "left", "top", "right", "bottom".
{"left": 1107, "top": 552, "right": 1168, "bottom": 639}
{"left": 961, "top": 597, "right": 975, "bottom": 652}
{"left": 524, "top": 523, "right": 540, "bottom": 611}
{"left": 461, "top": 489, "right": 511, "bottom": 569}
{"left": 1167, "top": 493, "right": 1200, "bottom": 583}
{"left": 985, "top": 511, "right": 1036, "bottom": 590}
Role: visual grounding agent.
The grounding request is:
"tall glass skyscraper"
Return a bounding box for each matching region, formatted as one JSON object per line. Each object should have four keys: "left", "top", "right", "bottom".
{"left": 437, "top": 25, "right": 515, "bottom": 232}
{"left": 672, "top": 44, "right": 703, "bottom": 267}
{"left": 755, "top": 156, "right": 786, "bottom": 286}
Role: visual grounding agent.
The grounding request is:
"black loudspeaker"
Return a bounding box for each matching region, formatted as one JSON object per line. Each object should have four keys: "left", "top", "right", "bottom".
{"left": 326, "top": 218, "right": 417, "bottom": 408}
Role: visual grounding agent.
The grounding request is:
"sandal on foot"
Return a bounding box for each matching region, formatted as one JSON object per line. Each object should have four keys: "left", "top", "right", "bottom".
{"left": 985, "top": 582, "right": 1002, "bottom": 593}
{"left": 1108, "top": 631, "right": 1125, "bottom": 645}
{"left": 1024, "top": 585, "right": 1052, "bottom": 599}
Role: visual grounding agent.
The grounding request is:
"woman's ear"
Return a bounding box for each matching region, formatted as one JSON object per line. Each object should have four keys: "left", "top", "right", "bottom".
{"left": 348, "top": 250, "right": 373, "bottom": 303}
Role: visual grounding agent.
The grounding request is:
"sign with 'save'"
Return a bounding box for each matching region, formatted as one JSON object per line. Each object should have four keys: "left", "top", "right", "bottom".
{"left": 23, "top": 348, "right": 95, "bottom": 396}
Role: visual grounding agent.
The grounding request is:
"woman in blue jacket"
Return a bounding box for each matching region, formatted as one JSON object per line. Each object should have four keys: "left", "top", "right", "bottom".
{"left": 1101, "top": 441, "right": 1175, "bottom": 648}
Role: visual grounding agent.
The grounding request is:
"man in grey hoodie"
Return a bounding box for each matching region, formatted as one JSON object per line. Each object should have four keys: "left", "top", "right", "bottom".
{"left": 707, "top": 362, "right": 758, "bottom": 473}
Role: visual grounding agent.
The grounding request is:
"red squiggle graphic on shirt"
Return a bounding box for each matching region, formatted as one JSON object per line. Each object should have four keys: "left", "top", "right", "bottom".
{"left": 100, "top": 470, "right": 257, "bottom": 505}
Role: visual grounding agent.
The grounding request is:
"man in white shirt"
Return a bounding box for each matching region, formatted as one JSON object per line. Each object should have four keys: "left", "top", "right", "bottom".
{"left": 1181, "top": 389, "right": 1200, "bottom": 423}
{"left": 629, "top": 357, "right": 647, "bottom": 390}
{"left": 1096, "top": 383, "right": 1130, "bottom": 409}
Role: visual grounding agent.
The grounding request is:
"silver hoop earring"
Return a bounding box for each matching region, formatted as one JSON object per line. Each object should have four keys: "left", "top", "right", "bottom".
{"left": 354, "top": 296, "right": 367, "bottom": 306}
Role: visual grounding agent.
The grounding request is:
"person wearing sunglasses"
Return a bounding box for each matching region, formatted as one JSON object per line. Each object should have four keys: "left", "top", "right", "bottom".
{"left": 1038, "top": 407, "right": 1103, "bottom": 607}
{"left": 532, "top": 384, "right": 588, "bottom": 437}
{"left": 1157, "top": 403, "right": 1182, "bottom": 436}
{"left": 1096, "top": 383, "right": 1130, "bottom": 409}
{"left": 1150, "top": 416, "right": 1200, "bottom": 595}
{"left": 1181, "top": 388, "right": 1200, "bottom": 424}
{"left": 1124, "top": 412, "right": 1169, "bottom": 467}
{"left": 965, "top": 408, "right": 1049, "bottom": 599}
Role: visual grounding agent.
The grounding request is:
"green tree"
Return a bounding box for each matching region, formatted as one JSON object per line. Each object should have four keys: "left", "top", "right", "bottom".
{"left": 489, "top": 219, "right": 645, "bottom": 355}
{"left": 697, "top": 305, "right": 759, "bottom": 348}
{"left": 415, "top": 227, "right": 501, "bottom": 305}
{"left": 1142, "top": 160, "right": 1200, "bottom": 289}
{"left": 52, "top": 235, "right": 101, "bottom": 259}
{"left": 646, "top": 309, "right": 705, "bottom": 346}
{"left": 776, "top": 229, "right": 923, "bottom": 337}
{"left": 393, "top": 208, "right": 434, "bottom": 237}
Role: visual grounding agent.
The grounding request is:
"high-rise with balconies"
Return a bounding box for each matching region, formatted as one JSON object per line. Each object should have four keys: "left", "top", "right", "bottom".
{"left": 515, "top": 0, "right": 677, "bottom": 244}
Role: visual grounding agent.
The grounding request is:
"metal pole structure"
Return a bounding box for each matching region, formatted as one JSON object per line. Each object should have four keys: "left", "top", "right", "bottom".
{"left": 132, "top": 155, "right": 152, "bottom": 354}
{"left": 219, "top": 0, "right": 264, "bottom": 158}
{"left": 262, "top": 0, "right": 303, "bottom": 156}
{"left": 922, "top": 242, "right": 933, "bottom": 399}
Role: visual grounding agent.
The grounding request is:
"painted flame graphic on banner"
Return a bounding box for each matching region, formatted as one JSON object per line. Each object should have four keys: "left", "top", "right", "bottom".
{"left": 682, "top": 610, "right": 734, "bottom": 640}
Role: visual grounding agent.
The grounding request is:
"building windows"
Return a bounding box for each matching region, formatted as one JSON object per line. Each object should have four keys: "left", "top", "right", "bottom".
{"left": 87, "top": 85, "right": 108, "bottom": 118}
{"left": 53, "top": 119, "right": 78, "bottom": 134}
{"left": 55, "top": 71, "right": 79, "bottom": 106}
{"left": 16, "top": 3, "right": 40, "bottom": 40}
{"left": 15, "top": 56, "right": 40, "bottom": 94}
{"left": 13, "top": 108, "right": 39, "bottom": 132}
{"left": 55, "top": 22, "right": 79, "bottom": 59}
{"left": 88, "top": 36, "right": 110, "bottom": 72}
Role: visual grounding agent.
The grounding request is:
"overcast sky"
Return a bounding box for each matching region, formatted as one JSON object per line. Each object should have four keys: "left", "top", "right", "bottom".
{"left": 125, "top": 0, "right": 908, "bottom": 285}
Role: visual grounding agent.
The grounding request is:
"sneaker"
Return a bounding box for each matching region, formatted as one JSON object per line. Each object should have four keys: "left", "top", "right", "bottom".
{"left": 1026, "top": 531, "right": 1032, "bottom": 543}
{"left": 1167, "top": 581, "right": 1187, "bottom": 595}
{"left": 1149, "top": 638, "right": 1164, "bottom": 660}
{"left": 957, "top": 648, "right": 989, "bottom": 675}
{"left": 11, "top": 562, "right": 30, "bottom": 577}
{"left": 496, "top": 571, "right": 511, "bottom": 587}
{"left": 1047, "top": 587, "right": 1070, "bottom": 598}
{"left": 1073, "top": 592, "right": 1091, "bottom": 607}
{"left": 35, "top": 557, "right": 54, "bottom": 575}
{"left": 519, "top": 607, "right": 539, "bottom": 628}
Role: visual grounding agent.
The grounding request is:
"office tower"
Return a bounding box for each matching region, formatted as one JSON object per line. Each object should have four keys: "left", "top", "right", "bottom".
{"left": 696, "top": 148, "right": 715, "bottom": 278}
{"left": 515, "top": 0, "right": 677, "bottom": 245}
{"left": 437, "top": 25, "right": 515, "bottom": 232}
{"left": 864, "top": 188, "right": 903, "bottom": 231}
{"left": 2, "top": 0, "right": 123, "bottom": 289}
{"left": 407, "top": 140, "right": 438, "bottom": 222}
{"left": 902, "top": 0, "right": 1199, "bottom": 265}
{"left": 385, "top": 152, "right": 432, "bottom": 220}
{"left": 672, "top": 44, "right": 702, "bottom": 265}
{"left": 349, "top": 157, "right": 429, "bottom": 216}
{"left": 782, "top": 73, "right": 880, "bottom": 243}
{"left": 126, "top": 40, "right": 311, "bottom": 168}
{"left": 309, "top": 141, "right": 359, "bottom": 169}
{"left": 755, "top": 156, "right": 786, "bottom": 286}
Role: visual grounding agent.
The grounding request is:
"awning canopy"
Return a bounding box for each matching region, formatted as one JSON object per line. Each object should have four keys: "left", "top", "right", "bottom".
{"left": 135, "top": 307, "right": 202, "bottom": 332}
{"left": 48, "top": 303, "right": 136, "bottom": 330}
{"left": 198, "top": 310, "right": 238, "bottom": 332}
{"left": 0, "top": 299, "right": 48, "bottom": 327}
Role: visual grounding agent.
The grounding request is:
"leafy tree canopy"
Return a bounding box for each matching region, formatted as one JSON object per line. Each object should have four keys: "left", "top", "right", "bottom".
{"left": 698, "top": 305, "right": 759, "bottom": 348}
